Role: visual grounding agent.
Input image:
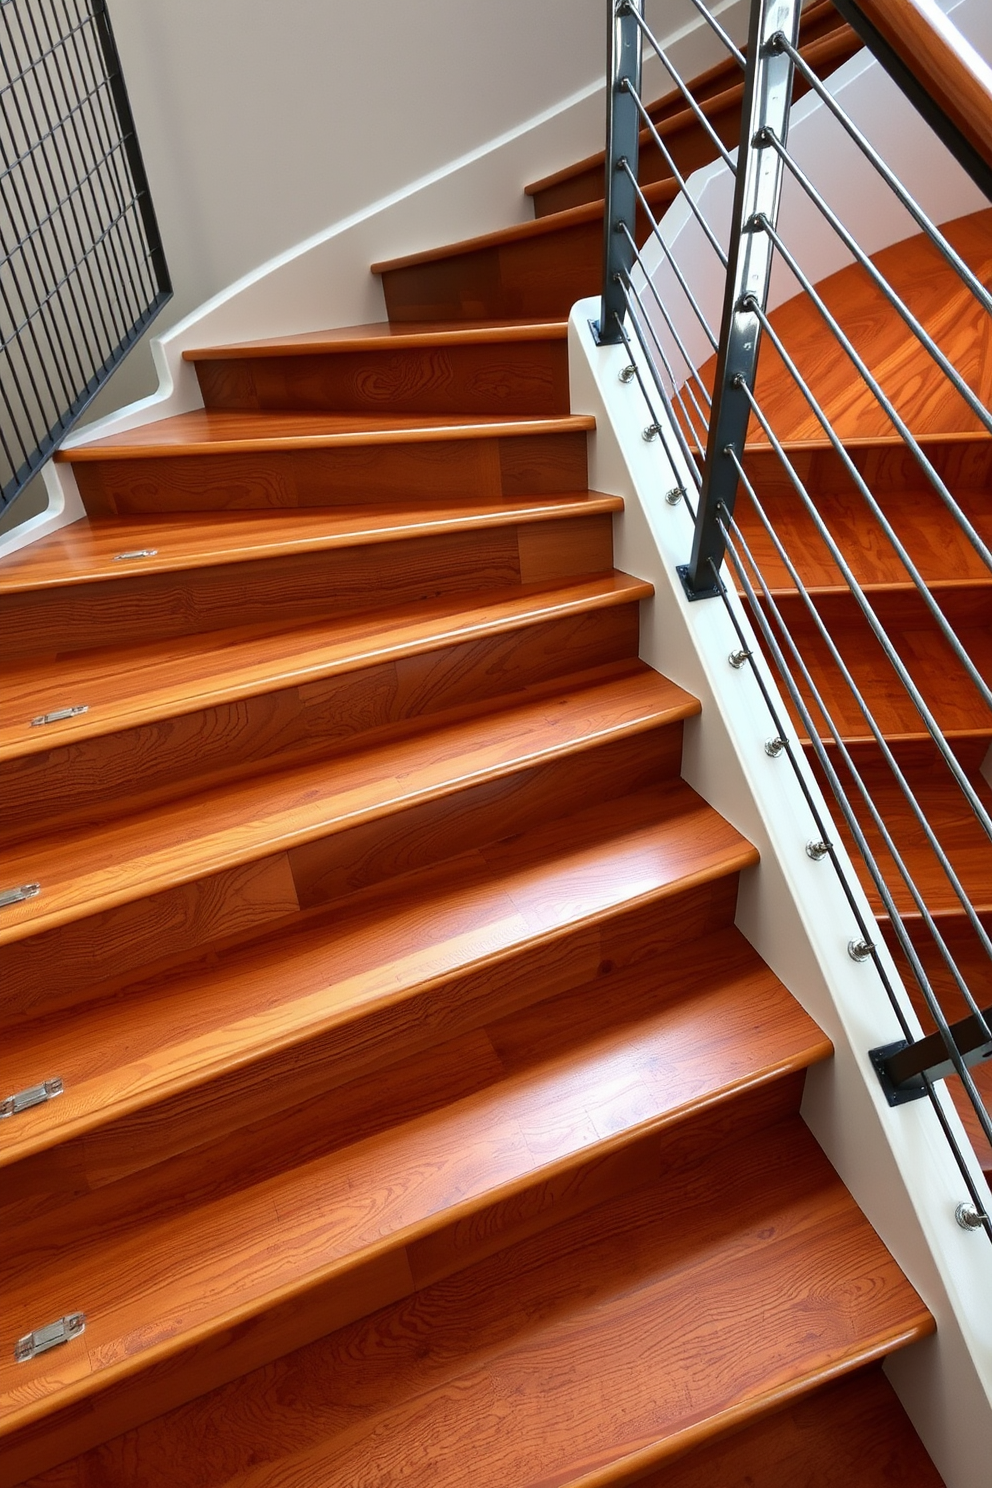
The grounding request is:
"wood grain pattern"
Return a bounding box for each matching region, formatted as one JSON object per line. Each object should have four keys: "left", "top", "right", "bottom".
{"left": 373, "top": 180, "right": 678, "bottom": 324}
{"left": 9, "top": 1116, "right": 931, "bottom": 1488}
{"left": 0, "top": 943, "right": 827, "bottom": 1434}
{"left": 68, "top": 428, "right": 592, "bottom": 515}
{"left": 743, "top": 210, "right": 992, "bottom": 441}
{"left": 0, "top": 667, "right": 698, "bottom": 947}
{"left": 0, "top": 771, "right": 751, "bottom": 1176}
{"left": 2, "top": 503, "right": 618, "bottom": 657}
{"left": 755, "top": 585, "right": 992, "bottom": 741}
{"left": 0, "top": 584, "right": 649, "bottom": 840}
{"left": 191, "top": 332, "right": 571, "bottom": 417}
{"left": 631, "top": 1367, "right": 945, "bottom": 1487}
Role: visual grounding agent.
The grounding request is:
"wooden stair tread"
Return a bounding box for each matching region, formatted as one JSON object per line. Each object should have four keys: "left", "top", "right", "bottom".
{"left": 0, "top": 667, "right": 699, "bottom": 944}
{"left": 0, "top": 778, "right": 753, "bottom": 1164}
{"left": 522, "top": 78, "right": 745, "bottom": 200}
{"left": 818, "top": 742, "right": 992, "bottom": 916}
{"left": 0, "top": 494, "right": 620, "bottom": 594}
{"left": 765, "top": 588, "right": 992, "bottom": 742}
{"left": 368, "top": 176, "right": 680, "bottom": 276}
{"left": 20, "top": 1117, "right": 931, "bottom": 1488}
{"left": 183, "top": 319, "right": 569, "bottom": 360}
{"left": 58, "top": 410, "right": 596, "bottom": 461}
{"left": 0, "top": 573, "right": 651, "bottom": 760}
{"left": 0, "top": 937, "right": 829, "bottom": 1425}
{"left": 735, "top": 482, "right": 992, "bottom": 591}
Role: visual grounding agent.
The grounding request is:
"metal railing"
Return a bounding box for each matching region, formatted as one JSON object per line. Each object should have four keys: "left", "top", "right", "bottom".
{"left": 598, "top": 0, "right": 991, "bottom": 1241}
{"left": 0, "top": 0, "right": 170, "bottom": 514}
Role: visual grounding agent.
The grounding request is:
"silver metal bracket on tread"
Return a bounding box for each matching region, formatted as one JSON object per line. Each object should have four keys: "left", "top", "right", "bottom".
{"left": 14, "top": 1313, "right": 86, "bottom": 1363}
{"left": 31, "top": 705, "right": 89, "bottom": 727}
{"left": 0, "top": 1077, "right": 64, "bottom": 1119}
{"left": 0, "top": 883, "right": 40, "bottom": 909}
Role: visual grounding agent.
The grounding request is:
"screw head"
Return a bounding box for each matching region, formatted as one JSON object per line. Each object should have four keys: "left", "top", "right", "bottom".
{"left": 729, "top": 648, "right": 751, "bottom": 669}
{"left": 848, "top": 938, "right": 874, "bottom": 962}
{"left": 642, "top": 424, "right": 660, "bottom": 442}
{"left": 764, "top": 736, "right": 786, "bottom": 758}
{"left": 955, "top": 1202, "right": 985, "bottom": 1231}
{"left": 806, "top": 839, "right": 831, "bottom": 861}
{"left": 665, "top": 487, "right": 684, "bottom": 505}
{"left": 619, "top": 363, "right": 636, "bottom": 384}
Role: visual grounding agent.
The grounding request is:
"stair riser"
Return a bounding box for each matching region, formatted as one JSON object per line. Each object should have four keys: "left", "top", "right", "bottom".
{"left": 68, "top": 429, "right": 589, "bottom": 516}
{"left": 192, "top": 340, "right": 571, "bottom": 416}
{"left": 2, "top": 511, "right": 612, "bottom": 657}
{"left": 530, "top": 96, "right": 742, "bottom": 219}
{"left": 755, "top": 587, "right": 992, "bottom": 739}
{"left": 0, "top": 609, "right": 642, "bottom": 845}
{"left": 0, "top": 721, "right": 684, "bottom": 1029}
{"left": 0, "top": 1072, "right": 804, "bottom": 1488}
{"left": 381, "top": 220, "right": 603, "bottom": 323}
{"left": 0, "top": 854, "right": 732, "bottom": 1215}
{"left": 742, "top": 436, "right": 992, "bottom": 498}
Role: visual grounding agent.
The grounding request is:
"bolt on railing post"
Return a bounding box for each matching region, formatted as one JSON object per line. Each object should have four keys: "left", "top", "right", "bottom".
{"left": 680, "top": 0, "right": 802, "bottom": 598}
{"left": 596, "top": 0, "right": 643, "bottom": 344}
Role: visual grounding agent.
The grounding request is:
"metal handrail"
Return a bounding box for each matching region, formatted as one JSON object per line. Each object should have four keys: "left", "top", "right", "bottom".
{"left": 0, "top": 0, "right": 171, "bottom": 514}
{"left": 598, "top": 0, "right": 992, "bottom": 1241}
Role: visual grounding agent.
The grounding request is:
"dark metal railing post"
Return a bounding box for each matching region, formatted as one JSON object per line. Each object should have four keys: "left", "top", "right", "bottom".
{"left": 596, "top": 0, "right": 643, "bottom": 344}
{"left": 680, "top": 0, "right": 802, "bottom": 598}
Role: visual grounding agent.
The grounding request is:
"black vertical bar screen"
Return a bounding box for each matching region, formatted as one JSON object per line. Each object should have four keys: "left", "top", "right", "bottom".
{"left": 0, "top": 0, "right": 171, "bottom": 513}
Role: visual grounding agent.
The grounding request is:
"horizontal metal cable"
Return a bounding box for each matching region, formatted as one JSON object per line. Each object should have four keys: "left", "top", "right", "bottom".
{"left": 743, "top": 297, "right": 992, "bottom": 711}
{"left": 763, "top": 129, "right": 992, "bottom": 439}
{"left": 776, "top": 32, "right": 992, "bottom": 319}
{"left": 738, "top": 378, "right": 992, "bottom": 844}
{"left": 620, "top": 160, "right": 720, "bottom": 350}
{"left": 617, "top": 277, "right": 704, "bottom": 491}
{"left": 625, "top": 83, "right": 729, "bottom": 265}
{"left": 620, "top": 222, "right": 713, "bottom": 435}
{"left": 626, "top": 6, "right": 738, "bottom": 172}
{"left": 726, "top": 443, "right": 992, "bottom": 1027}
{"left": 684, "top": 0, "right": 746, "bottom": 69}
{"left": 716, "top": 515, "right": 992, "bottom": 1164}
{"left": 627, "top": 289, "right": 709, "bottom": 456}
{"left": 754, "top": 217, "right": 992, "bottom": 575}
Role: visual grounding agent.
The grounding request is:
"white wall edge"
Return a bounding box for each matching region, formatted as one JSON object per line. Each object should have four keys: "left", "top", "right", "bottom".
{"left": 568, "top": 299, "right": 992, "bottom": 1488}
{"left": 0, "top": 0, "right": 752, "bottom": 560}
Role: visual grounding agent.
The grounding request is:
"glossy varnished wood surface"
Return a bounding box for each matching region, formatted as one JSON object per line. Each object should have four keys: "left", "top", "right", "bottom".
{"left": 61, "top": 409, "right": 596, "bottom": 459}
{"left": 0, "top": 667, "right": 697, "bottom": 945}
{"left": 632, "top": 1367, "right": 945, "bottom": 1487}
{"left": 0, "top": 494, "right": 621, "bottom": 593}
{"left": 0, "top": 770, "right": 753, "bottom": 1172}
{"left": 184, "top": 318, "right": 569, "bottom": 357}
{"left": 0, "top": 572, "right": 647, "bottom": 763}
{"left": 0, "top": 25, "right": 942, "bottom": 1484}
{"left": 13, "top": 1115, "right": 930, "bottom": 1488}
{"left": 744, "top": 210, "right": 992, "bottom": 441}
{"left": 0, "top": 938, "right": 827, "bottom": 1429}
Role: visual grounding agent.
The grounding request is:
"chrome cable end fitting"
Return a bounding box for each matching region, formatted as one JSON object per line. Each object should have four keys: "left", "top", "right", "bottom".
{"left": 729, "top": 648, "right": 751, "bottom": 669}
{"left": 848, "top": 938, "right": 874, "bottom": 963}
{"left": 665, "top": 487, "right": 684, "bottom": 506}
{"left": 955, "top": 1202, "right": 985, "bottom": 1232}
{"left": 806, "top": 839, "right": 831, "bottom": 861}
{"left": 764, "top": 736, "right": 787, "bottom": 758}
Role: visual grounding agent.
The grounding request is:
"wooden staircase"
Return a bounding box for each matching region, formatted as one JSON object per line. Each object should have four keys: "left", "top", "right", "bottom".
{"left": 0, "top": 5, "right": 950, "bottom": 1484}
{"left": 734, "top": 205, "right": 992, "bottom": 1176}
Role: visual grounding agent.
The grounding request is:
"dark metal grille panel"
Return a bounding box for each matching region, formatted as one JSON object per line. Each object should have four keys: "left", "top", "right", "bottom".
{"left": 0, "top": 0, "right": 170, "bottom": 511}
